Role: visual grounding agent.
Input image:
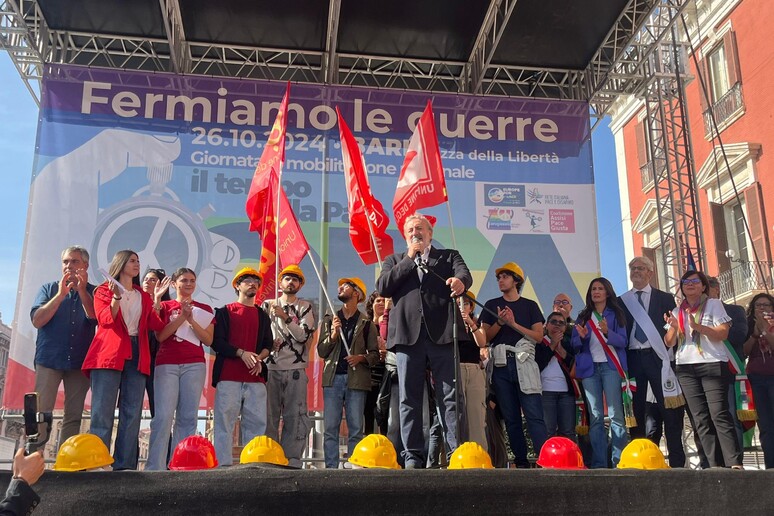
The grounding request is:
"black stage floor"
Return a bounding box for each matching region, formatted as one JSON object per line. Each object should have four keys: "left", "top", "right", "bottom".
{"left": 8, "top": 465, "right": 772, "bottom": 515}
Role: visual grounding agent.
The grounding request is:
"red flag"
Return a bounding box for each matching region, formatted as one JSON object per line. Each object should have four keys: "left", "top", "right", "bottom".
{"left": 245, "top": 82, "right": 290, "bottom": 230}
{"left": 256, "top": 168, "right": 310, "bottom": 302}
{"left": 392, "top": 101, "right": 448, "bottom": 233}
{"left": 336, "top": 108, "right": 395, "bottom": 265}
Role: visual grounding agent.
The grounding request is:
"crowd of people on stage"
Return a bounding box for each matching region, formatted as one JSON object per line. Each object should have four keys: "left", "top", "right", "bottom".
{"left": 26, "top": 212, "right": 774, "bottom": 472}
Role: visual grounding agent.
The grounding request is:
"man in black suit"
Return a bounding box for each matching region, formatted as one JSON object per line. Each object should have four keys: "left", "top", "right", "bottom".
{"left": 618, "top": 255, "right": 686, "bottom": 467}
{"left": 376, "top": 213, "right": 472, "bottom": 468}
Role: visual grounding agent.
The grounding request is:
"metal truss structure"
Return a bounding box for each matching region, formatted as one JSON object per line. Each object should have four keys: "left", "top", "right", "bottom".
{"left": 638, "top": 18, "right": 706, "bottom": 289}
{"left": 3, "top": 0, "right": 686, "bottom": 110}
{"left": 0, "top": 0, "right": 703, "bottom": 278}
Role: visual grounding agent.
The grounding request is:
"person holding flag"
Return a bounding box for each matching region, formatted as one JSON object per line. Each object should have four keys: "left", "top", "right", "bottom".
{"left": 664, "top": 270, "right": 743, "bottom": 469}
{"left": 571, "top": 277, "right": 630, "bottom": 468}
{"left": 317, "top": 277, "right": 379, "bottom": 469}
{"left": 376, "top": 213, "right": 472, "bottom": 469}
{"left": 262, "top": 265, "right": 317, "bottom": 468}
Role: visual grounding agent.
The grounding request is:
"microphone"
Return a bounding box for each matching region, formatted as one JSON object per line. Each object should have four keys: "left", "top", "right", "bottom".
{"left": 411, "top": 236, "right": 425, "bottom": 269}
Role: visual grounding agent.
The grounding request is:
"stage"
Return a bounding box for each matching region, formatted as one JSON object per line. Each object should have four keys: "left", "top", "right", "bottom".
{"left": 8, "top": 465, "right": 771, "bottom": 515}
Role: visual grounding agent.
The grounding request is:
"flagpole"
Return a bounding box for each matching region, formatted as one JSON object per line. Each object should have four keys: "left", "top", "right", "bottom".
{"left": 445, "top": 200, "right": 458, "bottom": 250}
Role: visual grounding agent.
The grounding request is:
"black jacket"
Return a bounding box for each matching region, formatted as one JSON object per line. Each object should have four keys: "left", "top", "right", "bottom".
{"left": 376, "top": 247, "right": 472, "bottom": 348}
{"left": 211, "top": 303, "right": 273, "bottom": 387}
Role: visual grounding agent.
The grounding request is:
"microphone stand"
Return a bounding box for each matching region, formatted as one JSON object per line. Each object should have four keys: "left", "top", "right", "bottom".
{"left": 415, "top": 259, "right": 462, "bottom": 452}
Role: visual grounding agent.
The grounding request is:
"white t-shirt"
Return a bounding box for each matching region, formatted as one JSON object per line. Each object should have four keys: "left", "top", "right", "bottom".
{"left": 119, "top": 288, "right": 142, "bottom": 337}
{"left": 541, "top": 356, "right": 569, "bottom": 392}
{"left": 673, "top": 298, "right": 732, "bottom": 365}
{"left": 589, "top": 321, "right": 608, "bottom": 363}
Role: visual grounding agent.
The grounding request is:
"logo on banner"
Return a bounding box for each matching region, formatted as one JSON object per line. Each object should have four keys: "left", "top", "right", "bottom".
{"left": 524, "top": 209, "right": 544, "bottom": 232}
{"left": 527, "top": 188, "right": 544, "bottom": 204}
{"left": 485, "top": 184, "right": 525, "bottom": 207}
{"left": 549, "top": 209, "right": 575, "bottom": 233}
{"left": 485, "top": 209, "right": 516, "bottom": 230}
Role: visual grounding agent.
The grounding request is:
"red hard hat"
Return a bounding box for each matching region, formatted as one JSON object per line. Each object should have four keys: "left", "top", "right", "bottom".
{"left": 168, "top": 435, "right": 218, "bottom": 470}
{"left": 536, "top": 436, "right": 586, "bottom": 469}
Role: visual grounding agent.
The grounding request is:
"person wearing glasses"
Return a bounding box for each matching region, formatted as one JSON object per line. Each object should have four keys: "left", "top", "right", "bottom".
{"left": 210, "top": 267, "right": 273, "bottom": 466}
{"left": 30, "top": 246, "right": 96, "bottom": 449}
{"left": 540, "top": 311, "right": 576, "bottom": 441}
{"left": 743, "top": 293, "right": 774, "bottom": 468}
{"left": 618, "top": 256, "right": 685, "bottom": 467}
{"left": 318, "top": 277, "right": 379, "bottom": 469}
{"left": 552, "top": 293, "right": 574, "bottom": 338}
{"left": 376, "top": 213, "right": 472, "bottom": 469}
{"left": 665, "top": 270, "right": 742, "bottom": 469}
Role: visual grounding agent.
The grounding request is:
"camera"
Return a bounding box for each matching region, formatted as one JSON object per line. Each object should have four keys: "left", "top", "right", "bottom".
{"left": 23, "top": 392, "right": 53, "bottom": 455}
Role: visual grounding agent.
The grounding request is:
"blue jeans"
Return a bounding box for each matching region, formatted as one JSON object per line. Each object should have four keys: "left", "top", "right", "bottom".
{"left": 491, "top": 355, "right": 547, "bottom": 467}
{"left": 749, "top": 374, "right": 774, "bottom": 469}
{"left": 213, "top": 381, "right": 267, "bottom": 466}
{"left": 582, "top": 362, "right": 628, "bottom": 468}
{"left": 146, "top": 362, "right": 206, "bottom": 470}
{"left": 89, "top": 356, "right": 147, "bottom": 470}
{"left": 323, "top": 374, "right": 367, "bottom": 469}
{"left": 542, "top": 390, "right": 577, "bottom": 441}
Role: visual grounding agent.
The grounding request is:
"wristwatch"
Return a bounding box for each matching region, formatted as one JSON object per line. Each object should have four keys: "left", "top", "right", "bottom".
{"left": 284, "top": 316, "right": 292, "bottom": 324}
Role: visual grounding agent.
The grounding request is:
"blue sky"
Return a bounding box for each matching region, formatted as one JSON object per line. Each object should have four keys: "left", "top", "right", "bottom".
{"left": 0, "top": 54, "right": 627, "bottom": 324}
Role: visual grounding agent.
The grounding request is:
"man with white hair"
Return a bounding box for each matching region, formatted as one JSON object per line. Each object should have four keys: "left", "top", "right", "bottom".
{"left": 376, "top": 213, "right": 472, "bottom": 469}
{"left": 619, "top": 255, "right": 685, "bottom": 467}
{"left": 30, "top": 245, "right": 96, "bottom": 447}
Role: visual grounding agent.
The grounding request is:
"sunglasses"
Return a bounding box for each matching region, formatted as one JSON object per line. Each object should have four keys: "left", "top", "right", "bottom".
{"left": 681, "top": 278, "right": 702, "bottom": 285}
{"left": 553, "top": 299, "right": 570, "bottom": 306}
{"left": 548, "top": 319, "right": 567, "bottom": 326}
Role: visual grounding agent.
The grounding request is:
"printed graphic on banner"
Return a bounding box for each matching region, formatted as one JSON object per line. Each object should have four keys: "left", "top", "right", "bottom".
{"left": 6, "top": 64, "right": 599, "bottom": 409}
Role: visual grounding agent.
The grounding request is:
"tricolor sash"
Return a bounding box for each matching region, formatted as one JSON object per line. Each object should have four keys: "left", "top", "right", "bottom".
{"left": 724, "top": 340, "right": 757, "bottom": 421}
{"left": 589, "top": 312, "right": 637, "bottom": 428}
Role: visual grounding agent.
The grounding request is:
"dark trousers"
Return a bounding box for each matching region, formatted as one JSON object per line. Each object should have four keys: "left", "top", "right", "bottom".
{"left": 628, "top": 348, "right": 686, "bottom": 467}
{"left": 395, "top": 330, "right": 459, "bottom": 468}
{"left": 749, "top": 373, "right": 774, "bottom": 469}
{"left": 677, "top": 362, "right": 742, "bottom": 467}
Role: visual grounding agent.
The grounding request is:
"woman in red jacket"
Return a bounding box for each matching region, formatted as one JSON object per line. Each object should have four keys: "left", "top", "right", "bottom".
{"left": 82, "top": 250, "right": 168, "bottom": 470}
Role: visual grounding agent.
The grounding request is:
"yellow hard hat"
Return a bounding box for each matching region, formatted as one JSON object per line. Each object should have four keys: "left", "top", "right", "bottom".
{"left": 448, "top": 442, "right": 494, "bottom": 469}
{"left": 348, "top": 434, "right": 400, "bottom": 469}
{"left": 53, "top": 433, "right": 114, "bottom": 471}
{"left": 232, "top": 266, "right": 262, "bottom": 288}
{"left": 338, "top": 277, "right": 367, "bottom": 302}
{"left": 279, "top": 264, "right": 305, "bottom": 286}
{"left": 495, "top": 262, "right": 524, "bottom": 281}
{"left": 617, "top": 438, "right": 669, "bottom": 470}
{"left": 240, "top": 435, "right": 289, "bottom": 466}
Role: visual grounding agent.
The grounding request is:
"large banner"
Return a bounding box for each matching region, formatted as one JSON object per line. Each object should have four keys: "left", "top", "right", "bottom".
{"left": 6, "top": 64, "right": 599, "bottom": 409}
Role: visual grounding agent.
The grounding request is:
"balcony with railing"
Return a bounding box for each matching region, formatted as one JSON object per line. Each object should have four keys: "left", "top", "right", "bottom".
{"left": 718, "top": 261, "right": 774, "bottom": 305}
{"left": 640, "top": 161, "right": 654, "bottom": 191}
{"left": 703, "top": 82, "right": 744, "bottom": 136}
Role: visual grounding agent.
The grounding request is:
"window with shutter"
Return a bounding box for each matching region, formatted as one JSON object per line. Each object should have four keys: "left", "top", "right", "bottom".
{"left": 702, "top": 30, "right": 744, "bottom": 135}
{"left": 743, "top": 182, "right": 771, "bottom": 263}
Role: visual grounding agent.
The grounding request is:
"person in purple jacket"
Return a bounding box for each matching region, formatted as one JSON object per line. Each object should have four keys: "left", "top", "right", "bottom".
{"left": 571, "top": 277, "right": 629, "bottom": 468}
